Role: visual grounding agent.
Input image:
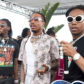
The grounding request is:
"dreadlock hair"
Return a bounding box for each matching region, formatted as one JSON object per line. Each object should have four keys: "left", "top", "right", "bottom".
{"left": 0, "top": 18, "right": 12, "bottom": 38}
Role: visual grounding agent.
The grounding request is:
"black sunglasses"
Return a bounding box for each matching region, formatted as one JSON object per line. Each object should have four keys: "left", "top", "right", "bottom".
{"left": 67, "top": 15, "right": 84, "bottom": 23}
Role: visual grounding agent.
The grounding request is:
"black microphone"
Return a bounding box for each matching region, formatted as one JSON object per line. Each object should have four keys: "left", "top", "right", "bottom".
{"left": 64, "top": 54, "right": 69, "bottom": 75}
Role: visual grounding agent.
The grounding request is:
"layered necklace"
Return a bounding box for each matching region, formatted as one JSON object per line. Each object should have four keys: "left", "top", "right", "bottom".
{"left": 30, "top": 33, "right": 44, "bottom": 43}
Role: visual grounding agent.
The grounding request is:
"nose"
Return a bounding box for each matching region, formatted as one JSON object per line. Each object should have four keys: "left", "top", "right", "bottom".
{"left": 30, "top": 20, "right": 36, "bottom": 25}
{"left": 71, "top": 20, "right": 77, "bottom": 24}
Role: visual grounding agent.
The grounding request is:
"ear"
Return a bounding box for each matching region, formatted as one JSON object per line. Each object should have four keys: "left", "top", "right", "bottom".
{"left": 42, "top": 21, "right": 45, "bottom": 27}
{"left": 7, "top": 26, "right": 10, "bottom": 31}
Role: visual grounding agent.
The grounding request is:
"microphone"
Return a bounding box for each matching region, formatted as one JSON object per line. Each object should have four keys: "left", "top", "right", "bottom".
{"left": 63, "top": 54, "right": 69, "bottom": 75}
{"left": 60, "top": 47, "right": 69, "bottom": 75}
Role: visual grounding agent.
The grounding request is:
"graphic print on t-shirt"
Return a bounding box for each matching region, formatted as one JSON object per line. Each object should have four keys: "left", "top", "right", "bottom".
{"left": 0, "top": 44, "right": 15, "bottom": 67}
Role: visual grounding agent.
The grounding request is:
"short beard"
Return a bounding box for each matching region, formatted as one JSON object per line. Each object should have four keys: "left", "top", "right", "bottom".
{"left": 32, "top": 30, "right": 40, "bottom": 33}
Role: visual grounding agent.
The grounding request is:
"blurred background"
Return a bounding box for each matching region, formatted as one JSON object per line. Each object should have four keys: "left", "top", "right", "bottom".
{"left": 0, "top": 0, "right": 84, "bottom": 42}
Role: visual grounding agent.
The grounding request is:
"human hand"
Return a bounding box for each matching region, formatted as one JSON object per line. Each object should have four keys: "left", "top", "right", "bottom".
{"left": 60, "top": 41, "right": 77, "bottom": 58}
{"left": 36, "top": 64, "right": 48, "bottom": 75}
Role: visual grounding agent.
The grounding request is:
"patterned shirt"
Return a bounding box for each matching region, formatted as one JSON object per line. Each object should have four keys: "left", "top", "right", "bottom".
{"left": 18, "top": 34, "right": 59, "bottom": 84}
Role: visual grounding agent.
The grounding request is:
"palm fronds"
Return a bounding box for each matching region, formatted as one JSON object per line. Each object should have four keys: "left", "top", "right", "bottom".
{"left": 41, "top": 2, "right": 59, "bottom": 30}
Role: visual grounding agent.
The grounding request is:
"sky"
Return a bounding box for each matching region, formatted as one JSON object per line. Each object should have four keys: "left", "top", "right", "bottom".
{"left": 0, "top": 8, "right": 72, "bottom": 42}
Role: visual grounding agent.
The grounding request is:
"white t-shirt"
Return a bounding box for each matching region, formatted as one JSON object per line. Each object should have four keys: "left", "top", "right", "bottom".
{"left": 25, "top": 37, "right": 35, "bottom": 84}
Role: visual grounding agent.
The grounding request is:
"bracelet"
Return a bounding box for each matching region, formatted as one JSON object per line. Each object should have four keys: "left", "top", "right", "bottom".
{"left": 20, "top": 82, "right": 24, "bottom": 84}
{"left": 14, "top": 80, "right": 19, "bottom": 83}
{"left": 73, "top": 53, "right": 80, "bottom": 61}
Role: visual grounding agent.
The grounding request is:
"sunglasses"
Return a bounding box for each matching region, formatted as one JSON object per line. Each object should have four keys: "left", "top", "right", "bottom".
{"left": 29, "top": 17, "right": 43, "bottom": 22}
{"left": 67, "top": 15, "right": 84, "bottom": 23}
{"left": 0, "top": 24, "right": 6, "bottom": 28}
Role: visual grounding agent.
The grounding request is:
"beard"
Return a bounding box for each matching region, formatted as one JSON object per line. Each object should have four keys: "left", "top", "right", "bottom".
{"left": 32, "top": 29, "right": 40, "bottom": 33}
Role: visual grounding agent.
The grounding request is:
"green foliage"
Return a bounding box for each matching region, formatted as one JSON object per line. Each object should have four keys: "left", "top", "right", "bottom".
{"left": 41, "top": 2, "right": 64, "bottom": 34}
{"left": 53, "top": 24, "right": 64, "bottom": 33}
{"left": 41, "top": 3, "right": 50, "bottom": 17}
{"left": 41, "top": 2, "right": 59, "bottom": 29}
{"left": 45, "top": 3, "right": 59, "bottom": 29}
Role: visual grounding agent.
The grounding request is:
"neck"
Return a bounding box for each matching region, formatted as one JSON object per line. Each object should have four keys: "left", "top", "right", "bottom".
{"left": 73, "top": 33, "right": 84, "bottom": 40}
{"left": 32, "top": 30, "right": 43, "bottom": 36}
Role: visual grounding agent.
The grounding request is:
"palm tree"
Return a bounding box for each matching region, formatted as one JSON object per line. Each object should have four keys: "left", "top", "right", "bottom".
{"left": 41, "top": 2, "right": 64, "bottom": 33}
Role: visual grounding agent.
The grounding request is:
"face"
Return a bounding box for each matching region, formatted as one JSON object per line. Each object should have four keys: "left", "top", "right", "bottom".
{"left": 67, "top": 9, "right": 84, "bottom": 36}
{"left": 27, "top": 30, "right": 31, "bottom": 36}
{"left": 29, "top": 13, "right": 45, "bottom": 34}
{"left": 0, "top": 20, "right": 10, "bottom": 36}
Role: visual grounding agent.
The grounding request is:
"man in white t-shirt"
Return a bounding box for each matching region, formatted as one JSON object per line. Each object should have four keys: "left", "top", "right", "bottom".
{"left": 18, "top": 12, "right": 60, "bottom": 84}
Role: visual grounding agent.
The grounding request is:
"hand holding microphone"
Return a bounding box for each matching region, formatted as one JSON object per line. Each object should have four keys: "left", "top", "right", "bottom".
{"left": 36, "top": 64, "right": 49, "bottom": 75}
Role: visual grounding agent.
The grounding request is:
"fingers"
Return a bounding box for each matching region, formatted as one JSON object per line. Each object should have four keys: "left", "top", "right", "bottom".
{"left": 36, "top": 69, "right": 44, "bottom": 73}
{"left": 36, "top": 64, "right": 47, "bottom": 75}
{"left": 36, "top": 70, "right": 44, "bottom": 75}
{"left": 60, "top": 41, "right": 70, "bottom": 55}
{"left": 60, "top": 41, "right": 72, "bottom": 48}
{"left": 42, "top": 64, "right": 46, "bottom": 68}
{"left": 60, "top": 41, "right": 69, "bottom": 44}
{"left": 60, "top": 41, "right": 77, "bottom": 57}
{"left": 36, "top": 69, "right": 45, "bottom": 75}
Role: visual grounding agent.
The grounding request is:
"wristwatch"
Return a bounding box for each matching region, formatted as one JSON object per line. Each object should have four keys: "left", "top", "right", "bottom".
{"left": 73, "top": 53, "right": 80, "bottom": 61}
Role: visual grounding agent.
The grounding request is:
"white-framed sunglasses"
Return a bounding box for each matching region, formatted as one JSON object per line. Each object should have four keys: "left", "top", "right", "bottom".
{"left": 29, "top": 17, "right": 43, "bottom": 22}
{"left": 67, "top": 15, "right": 84, "bottom": 23}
